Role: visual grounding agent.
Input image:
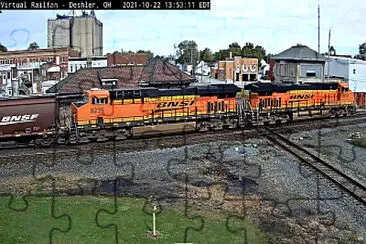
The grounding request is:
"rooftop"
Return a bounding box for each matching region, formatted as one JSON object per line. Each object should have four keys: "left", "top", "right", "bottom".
{"left": 271, "top": 44, "right": 327, "bottom": 62}
{"left": 47, "top": 57, "right": 196, "bottom": 94}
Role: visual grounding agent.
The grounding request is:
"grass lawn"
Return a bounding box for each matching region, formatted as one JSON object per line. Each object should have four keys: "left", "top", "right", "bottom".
{"left": 0, "top": 195, "right": 273, "bottom": 244}
{"left": 349, "top": 137, "right": 366, "bottom": 149}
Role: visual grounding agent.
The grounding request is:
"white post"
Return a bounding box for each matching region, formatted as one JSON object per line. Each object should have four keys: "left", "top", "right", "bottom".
{"left": 152, "top": 205, "right": 156, "bottom": 236}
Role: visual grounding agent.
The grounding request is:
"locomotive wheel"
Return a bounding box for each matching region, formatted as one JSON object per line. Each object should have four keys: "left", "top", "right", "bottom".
{"left": 226, "top": 118, "right": 238, "bottom": 129}
{"left": 329, "top": 109, "right": 336, "bottom": 118}
{"left": 115, "top": 129, "right": 131, "bottom": 140}
{"left": 348, "top": 107, "right": 355, "bottom": 115}
{"left": 211, "top": 119, "right": 224, "bottom": 131}
{"left": 198, "top": 121, "right": 210, "bottom": 132}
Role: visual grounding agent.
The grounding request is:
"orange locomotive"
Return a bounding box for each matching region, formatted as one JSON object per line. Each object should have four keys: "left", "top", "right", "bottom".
{"left": 69, "top": 82, "right": 357, "bottom": 143}
{"left": 70, "top": 84, "right": 240, "bottom": 143}
{"left": 243, "top": 81, "right": 356, "bottom": 125}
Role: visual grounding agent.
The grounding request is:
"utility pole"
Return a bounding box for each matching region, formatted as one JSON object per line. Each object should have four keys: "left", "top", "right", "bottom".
{"left": 328, "top": 28, "right": 331, "bottom": 54}
{"left": 317, "top": 4, "right": 320, "bottom": 54}
{"left": 327, "top": 28, "right": 331, "bottom": 82}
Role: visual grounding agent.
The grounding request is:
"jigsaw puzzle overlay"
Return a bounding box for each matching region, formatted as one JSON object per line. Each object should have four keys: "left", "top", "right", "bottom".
{"left": 1, "top": 10, "right": 366, "bottom": 244}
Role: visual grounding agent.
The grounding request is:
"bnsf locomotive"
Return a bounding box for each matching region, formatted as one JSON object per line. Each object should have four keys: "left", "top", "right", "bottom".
{"left": 0, "top": 82, "right": 357, "bottom": 147}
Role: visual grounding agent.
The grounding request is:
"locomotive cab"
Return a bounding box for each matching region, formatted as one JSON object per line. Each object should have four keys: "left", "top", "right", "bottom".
{"left": 71, "top": 88, "right": 112, "bottom": 126}
{"left": 337, "top": 82, "right": 355, "bottom": 104}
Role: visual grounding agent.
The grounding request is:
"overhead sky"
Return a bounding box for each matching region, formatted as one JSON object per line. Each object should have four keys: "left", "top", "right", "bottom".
{"left": 0, "top": 0, "right": 364, "bottom": 57}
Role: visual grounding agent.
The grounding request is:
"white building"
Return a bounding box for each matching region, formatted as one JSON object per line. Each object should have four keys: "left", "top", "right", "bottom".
{"left": 325, "top": 56, "right": 366, "bottom": 92}
{"left": 68, "top": 56, "right": 107, "bottom": 73}
{"left": 0, "top": 64, "right": 15, "bottom": 96}
{"left": 194, "top": 61, "right": 211, "bottom": 76}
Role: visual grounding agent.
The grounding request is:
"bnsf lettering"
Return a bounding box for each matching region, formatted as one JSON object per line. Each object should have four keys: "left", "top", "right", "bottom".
{"left": 157, "top": 100, "right": 195, "bottom": 108}
{"left": 0, "top": 114, "right": 39, "bottom": 125}
{"left": 290, "top": 94, "right": 315, "bottom": 100}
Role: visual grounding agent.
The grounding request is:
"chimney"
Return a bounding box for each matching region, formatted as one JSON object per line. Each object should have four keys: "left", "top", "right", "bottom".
{"left": 229, "top": 52, "right": 232, "bottom": 59}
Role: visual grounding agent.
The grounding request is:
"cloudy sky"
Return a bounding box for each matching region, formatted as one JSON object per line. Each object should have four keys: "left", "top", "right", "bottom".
{"left": 0, "top": 0, "right": 365, "bottom": 57}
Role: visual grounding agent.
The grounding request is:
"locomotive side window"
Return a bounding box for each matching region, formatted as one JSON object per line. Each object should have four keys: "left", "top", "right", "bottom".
{"left": 92, "top": 97, "right": 108, "bottom": 105}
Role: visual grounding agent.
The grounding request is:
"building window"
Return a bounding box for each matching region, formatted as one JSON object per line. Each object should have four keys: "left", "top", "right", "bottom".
{"left": 32, "top": 58, "right": 36, "bottom": 63}
{"left": 62, "top": 56, "right": 66, "bottom": 63}
{"left": 7, "top": 72, "right": 10, "bottom": 79}
{"left": 353, "top": 69, "right": 356, "bottom": 74}
{"left": 10, "top": 60, "right": 13, "bottom": 64}
{"left": 0, "top": 60, "right": 3, "bottom": 64}
{"left": 38, "top": 58, "right": 42, "bottom": 62}
{"left": 306, "top": 70, "right": 316, "bottom": 77}
{"left": 70, "top": 65, "right": 73, "bottom": 72}
{"left": 5, "top": 60, "right": 9, "bottom": 64}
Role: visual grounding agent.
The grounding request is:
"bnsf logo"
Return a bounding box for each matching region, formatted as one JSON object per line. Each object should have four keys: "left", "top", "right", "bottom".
{"left": 0, "top": 114, "right": 39, "bottom": 126}
{"left": 157, "top": 100, "right": 195, "bottom": 108}
{"left": 290, "top": 94, "right": 315, "bottom": 100}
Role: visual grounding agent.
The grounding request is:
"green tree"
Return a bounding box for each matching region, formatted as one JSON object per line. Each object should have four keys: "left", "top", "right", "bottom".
{"left": 137, "top": 50, "right": 154, "bottom": 61}
{"left": 263, "top": 53, "right": 273, "bottom": 63}
{"left": 27, "top": 42, "right": 39, "bottom": 50}
{"left": 200, "top": 48, "right": 215, "bottom": 63}
{"left": 228, "top": 42, "right": 241, "bottom": 57}
{"left": 214, "top": 51, "right": 221, "bottom": 61}
{"left": 356, "top": 42, "right": 366, "bottom": 60}
{"left": 218, "top": 49, "right": 230, "bottom": 60}
{"left": 176, "top": 40, "right": 199, "bottom": 67}
{"left": 242, "top": 42, "right": 266, "bottom": 67}
{"left": 0, "top": 43, "right": 7, "bottom": 52}
{"left": 359, "top": 42, "right": 366, "bottom": 55}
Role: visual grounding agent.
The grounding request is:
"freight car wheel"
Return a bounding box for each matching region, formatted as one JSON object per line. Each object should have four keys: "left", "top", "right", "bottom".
{"left": 33, "top": 137, "right": 56, "bottom": 148}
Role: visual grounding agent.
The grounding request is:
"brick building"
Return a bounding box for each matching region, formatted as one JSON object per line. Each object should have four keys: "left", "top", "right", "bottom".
{"left": 68, "top": 56, "right": 107, "bottom": 73}
{"left": 211, "top": 53, "right": 258, "bottom": 82}
{"left": 0, "top": 47, "right": 80, "bottom": 80}
{"left": 107, "top": 53, "right": 149, "bottom": 66}
{"left": 0, "top": 47, "right": 80, "bottom": 96}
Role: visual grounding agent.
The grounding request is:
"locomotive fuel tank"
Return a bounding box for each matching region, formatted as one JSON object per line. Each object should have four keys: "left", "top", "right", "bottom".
{"left": 0, "top": 96, "right": 57, "bottom": 138}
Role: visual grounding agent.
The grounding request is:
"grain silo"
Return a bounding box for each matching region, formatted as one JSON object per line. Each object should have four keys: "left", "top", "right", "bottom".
{"left": 47, "top": 11, "right": 103, "bottom": 57}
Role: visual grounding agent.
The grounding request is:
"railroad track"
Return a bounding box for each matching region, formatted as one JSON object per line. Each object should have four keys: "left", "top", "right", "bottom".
{"left": 263, "top": 128, "right": 366, "bottom": 207}
{"left": 1, "top": 109, "right": 366, "bottom": 155}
